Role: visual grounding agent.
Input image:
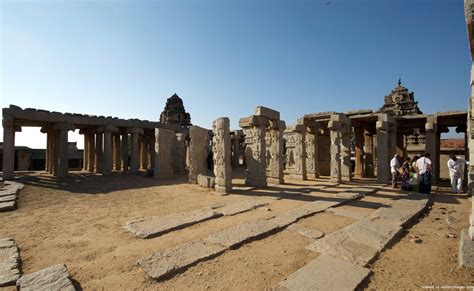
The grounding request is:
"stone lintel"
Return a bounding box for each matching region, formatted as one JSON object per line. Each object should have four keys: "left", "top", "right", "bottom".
{"left": 97, "top": 125, "right": 119, "bottom": 133}
{"left": 52, "top": 123, "right": 75, "bottom": 131}
{"left": 255, "top": 106, "right": 280, "bottom": 120}
{"left": 268, "top": 119, "right": 286, "bottom": 130}
{"left": 239, "top": 115, "right": 269, "bottom": 128}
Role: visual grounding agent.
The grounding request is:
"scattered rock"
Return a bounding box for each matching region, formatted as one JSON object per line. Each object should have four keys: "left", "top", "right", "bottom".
{"left": 16, "top": 264, "right": 75, "bottom": 291}
{"left": 447, "top": 233, "right": 457, "bottom": 239}
{"left": 0, "top": 238, "right": 21, "bottom": 287}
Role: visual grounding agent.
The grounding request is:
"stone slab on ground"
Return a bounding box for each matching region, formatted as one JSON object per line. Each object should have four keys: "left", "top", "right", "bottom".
{"left": 366, "top": 195, "right": 429, "bottom": 227}
{"left": 16, "top": 263, "right": 75, "bottom": 291}
{"left": 205, "top": 219, "right": 278, "bottom": 248}
{"left": 0, "top": 195, "right": 16, "bottom": 203}
{"left": 275, "top": 254, "right": 370, "bottom": 291}
{"left": 126, "top": 207, "right": 222, "bottom": 239}
{"left": 0, "top": 201, "right": 16, "bottom": 212}
{"left": 326, "top": 207, "right": 368, "bottom": 220}
{"left": 306, "top": 220, "right": 402, "bottom": 266}
{"left": 0, "top": 238, "right": 21, "bottom": 287}
{"left": 459, "top": 228, "right": 474, "bottom": 268}
{"left": 139, "top": 241, "right": 226, "bottom": 280}
{"left": 217, "top": 200, "right": 267, "bottom": 216}
{"left": 287, "top": 224, "right": 324, "bottom": 239}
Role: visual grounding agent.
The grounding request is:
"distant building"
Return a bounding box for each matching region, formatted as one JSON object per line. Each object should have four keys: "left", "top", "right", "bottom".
{"left": 159, "top": 93, "right": 192, "bottom": 126}
{"left": 380, "top": 79, "right": 422, "bottom": 116}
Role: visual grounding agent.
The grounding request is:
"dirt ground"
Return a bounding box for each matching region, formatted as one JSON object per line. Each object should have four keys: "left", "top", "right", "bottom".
{"left": 0, "top": 172, "right": 473, "bottom": 290}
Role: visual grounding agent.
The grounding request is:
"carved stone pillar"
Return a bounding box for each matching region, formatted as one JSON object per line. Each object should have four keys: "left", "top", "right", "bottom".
{"left": 172, "top": 133, "right": 186, "bottom": 175}
{"left": 2, "top": 116, "right": 18, "bottom": 180}
{"left": 425, "top": 116, "right": 440, "bottom": 183}
{"left": 52, "top": 123, "right": 75, "bottom": 178}
{"left": 354, "top": 127, "right": 365, "bottom": 178}
{"left": 188, "top": 126, "right": 209, "bottom": 183}
{"left": 266, "top": 120, "right": 286, "bottom": 184}
{"left": 240, "top": 115, "right": 269, "bottom": 187}
{"left": 305, "top": 124, "right": 320, "bottom": 179}
{"left": 121, "top": 131, "right": 129, "bottom": 172}
{"left": 364, "top": 129, "right": 375, "bottom": 177}
{"left": 284, "top": 125, "right": 307, "bottom": 180}
{"left": 212, "top": 117, "right": 232, "bottom": 194}
{"left": 154, "top": 128, "right": 174, "bottom": 178}
{"left": 99, "top": 125, "right": 119, "bottom": 175}
{"left": 376, "top": 114, "right": 396, "bottom": 183}
{"left": 129, "top": 128, "right": 143, "bottom": 173}
{"left": 113, "top": 134, "right": 121, "bottom": 171}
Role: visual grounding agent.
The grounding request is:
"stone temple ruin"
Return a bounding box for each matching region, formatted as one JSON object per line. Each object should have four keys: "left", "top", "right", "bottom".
{"left": 1, "top": 2, "right": 474, "bottom": 289}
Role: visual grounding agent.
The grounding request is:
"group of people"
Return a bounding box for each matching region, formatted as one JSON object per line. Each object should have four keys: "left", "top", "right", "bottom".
{"left": 390, "top": 153, "right": 467, "bottom": 194}
{"left": 390, "top": 153, "right": 433, "bottom": 194}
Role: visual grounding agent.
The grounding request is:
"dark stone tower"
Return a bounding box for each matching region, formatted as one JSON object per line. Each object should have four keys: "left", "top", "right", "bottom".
{"left": 380, "top": 79, "right": 422, "bottom": 116}
{"left": 159, "top": 93, "right": 191, "bottom": 126}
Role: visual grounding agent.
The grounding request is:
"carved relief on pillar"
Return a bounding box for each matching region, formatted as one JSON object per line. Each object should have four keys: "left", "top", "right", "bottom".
{"left": 284, "top": 125, "right": 307, "bottom": 180}
{"left": 265, "top": 120, "right": 285, "bottom": 184}
{"left": 212, "top": 117, "right": 232, "bottom": 194}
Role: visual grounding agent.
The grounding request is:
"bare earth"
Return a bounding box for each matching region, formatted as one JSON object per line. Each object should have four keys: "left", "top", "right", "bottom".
{"left": 0, "top": 171, "right": 472, "bottom": 290}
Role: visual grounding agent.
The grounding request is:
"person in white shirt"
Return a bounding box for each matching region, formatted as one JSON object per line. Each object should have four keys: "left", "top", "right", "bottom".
{"left": 390, "top": 154, "right": 400, "bottom": 188}
{"left": 415, "top": 153, "right": 432, "bottom": 194}
{"left": 447, "top": 155, "right": 468, "bottom": 193}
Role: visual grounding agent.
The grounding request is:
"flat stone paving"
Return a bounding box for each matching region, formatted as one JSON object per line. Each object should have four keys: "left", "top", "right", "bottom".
{"left": 16, "top": 263, "right": 75, "bottom": 291}
{"left": 0, "top": 181, "right": 23, "bottom": 212}
{"left": 138, "top": 187, "right": 370, "bottom": 281}
{"left": 275, "top": 254, "right": 370, "bottom": 291}
{"left": 287, "top": 224, "right": 324, "bottom": 240}
{"left": 459, "top": 228, "right": 474, "bottom": 268}
{"left": 126, "top": 200, "right": 268, "bottom": 239}
{"left": 326, "top": 207, "right": 368, "bottom": 220}
{"left": 0, "top": 238, "right": 21, "bottom": 287}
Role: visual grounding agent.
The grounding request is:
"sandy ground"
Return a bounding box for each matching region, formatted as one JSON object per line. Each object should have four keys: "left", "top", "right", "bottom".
{"left": 0, "top": 171, "right": 472, "bottom": 290}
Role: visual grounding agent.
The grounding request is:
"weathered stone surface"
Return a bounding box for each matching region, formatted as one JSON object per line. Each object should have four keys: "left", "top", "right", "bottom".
{"left": 287, "top": 224, "right": 324, "bottom": 239}
{"left": 172, "top": 133, "right": 186, "bottom": 175}
{"left": 275, "top": 254, "right": 370, "bottom": 291}
{"left": 217, "top": 200, "right": 266, "bottom": 216}
{"left": 16, "top": 264, "right": 75, "bottom": 291}
{"left": 0, "top": 201, "right": 16, "bottom": 212}
{"left": 197, "top": 174, "right": 215, "bottom": 189}
{"left": 0, "top": 195, "right": 16, "bottom": 202}
{"left": 366, "top": 196, "right": 429, "bottom": 227}
{"left": 188, "top": 126, "right": 210, "bottom": 183}
{"left": 266, "top": 122, "right": 285, "bottom": 185}
{"left": 306, "top": 220, "right": 402, "bottom": 266}
{"left": 255, "top": 106, "right": 280, "bottom": 120}
{"left": 242, "top": 125, "right": 267, "bottom": 187}
{"left": 212, "top": 117, "right": 232, "bottom": 194}
{"left": 326, "top": 207, "right": 367, "bottom": 220}
{"left": 459, "top": 228, "right": 474, "bottom": 267}
{"left": 284, "top": 125, "right": 307, "bottom": 180}
{"left": 154, "top": 128, "right": 175, "bottom": 178}
{"left": 204, "top": 219, "right": 278, "bottom": 248}
{"left": 126, "top": 207, "right": 222, "bottom": 239}
{"left": 139, "top": 241, "right": 226, "bottom": 280}
{"left": 0, "top": 238, "right": 21, "bottom": 287}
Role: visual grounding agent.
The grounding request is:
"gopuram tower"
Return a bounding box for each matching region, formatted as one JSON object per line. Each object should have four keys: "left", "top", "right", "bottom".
{"left": 159, "top": 93, "right": 192, "bottom": 126}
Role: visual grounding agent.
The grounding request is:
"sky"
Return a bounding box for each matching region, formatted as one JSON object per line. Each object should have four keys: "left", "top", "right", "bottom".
{"left": 0, "top": 0, "right": 471, "bottom": 149}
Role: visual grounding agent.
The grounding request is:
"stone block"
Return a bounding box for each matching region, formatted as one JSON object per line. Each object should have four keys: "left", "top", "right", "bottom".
{"left": 126, "top": 207, "right": 222, "bottom": 239}
{"left": 0, "top": 238, "right": 21, "bottom": 287}
{"left": 139, "top": 241, "right": 227, "bottom": 280}
{"left": 459, "top": 228, "right": 474, "bottom": 268}
{"left": 0, "top": 201, "right": 16, "bottom": 212}
{"left": 188, "top": 126, "right": 209, "bottom": 183}
{"left": 154, "top": 128, "right": 175, "bottom": 178}
{"left": 204, "top": 219, "right": 278, "bottom": 248}
{"left": 16, "top": 264, "right": 75, "bottom": 291}
{"left": 197, "top": 174, "right": 215, "bottom": 188}
{"left": 217, "top": 200, "right": 267, "bottom": 216}
{"left": 287, "top": 225, "right": 324, "bottom": 240}
{"left": 239, "top": 115, "right": 269, "bottom": 128}
{"left": 255, "top": 106, "right": 280, "bottom": 120}
{"left": 275, "top": 254, "right": 370, "bottom": 291}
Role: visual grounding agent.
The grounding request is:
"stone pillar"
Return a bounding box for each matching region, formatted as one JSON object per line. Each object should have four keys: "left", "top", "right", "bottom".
{"left": 87, "top": 133, "right": 95, "bottom": 172}
{"left": 172, "top": 133, "right": 186, "bottom": 175}
{"left": 212, "top": 117, "right": 232, "bottom": 194}
{"left": 425, "top": 116, "right": 440, "bottom": 183}
{"left": 95, "top": 133, "right": 103, "bottom": 173}
{"left": 284, "top": 125, "right": 307, "bottom": 180}
{"left": 231, "top": 131, "right": 242, "bottom": 167}
{"left": 113, "top": 134, "right": 121, "bottom": 171}
{"left": 148, "top": 135, "right": 155, "bottom": 170}
{"left": 83, "top": 134, "right": 89, "bottom": 172}
{"left": 99, "top": 125, "right": 119, "bottom": 175}
{"left": 266, "top": 120, "right": 286, "bottom": 184}
{"left": 318, "top": 129, "right": 331, "bottom": 176}
{"left": 305, "top": 125, "right": 320, "bottom": 179}
{"left": 354, "top": 127, "right": 365, "bottom": 178}
{"left": 140, "top": 135, "right": 148, "bottom": 170}
{"left": 364, "top": 129, "right": 375, "bottom": 177}
{"left": 2, "top": 116, "right": 17, "bottom": 180}
{"left": 154, "top": 128, "right": 174, "bottom": 178}
{"left": 376, "top": 114, "right": 396, "bottom": 183}
{"left": 240, "top": 115, "right": 269, "bottom": 187}
{"left": 52, "top": 123, "right": 75, "bottom": 178}
{"left": 188, "top": 126, "right": 210, "bottom": 183}
{"left": 121, "top": 131, "right": 129, "bottom": 172}
{"left": 328, "top": 114, "right": 351, "bottom": 183}
{"left": 129, "top": 128, "right": 143, "bottom": 173}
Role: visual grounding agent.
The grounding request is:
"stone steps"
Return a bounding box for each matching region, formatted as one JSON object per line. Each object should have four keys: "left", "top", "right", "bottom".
{"left": 138, "top": 187, "right": 373, "bottom": 281}
{"left": 0, "top": 181, "right": 23, "bottom": 212}
{"left": 126, "top": 200, "right": 267, "bottom": 239}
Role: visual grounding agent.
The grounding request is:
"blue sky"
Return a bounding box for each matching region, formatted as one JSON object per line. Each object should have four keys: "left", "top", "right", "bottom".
{"left": 0, "top": 0, "right": 470, "bottom": 148}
